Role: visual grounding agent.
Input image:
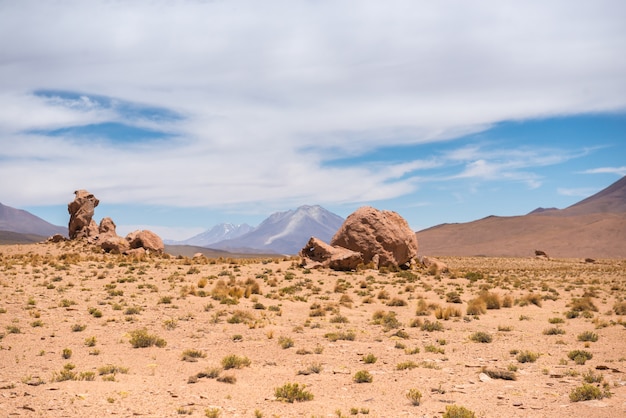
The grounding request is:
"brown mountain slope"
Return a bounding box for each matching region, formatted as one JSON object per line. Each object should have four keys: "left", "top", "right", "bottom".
{"left": 416, "top": 176, "right": 626, "bottom": 258}
{"left": 0, "top": 202, "right": 67, "bottom": 236}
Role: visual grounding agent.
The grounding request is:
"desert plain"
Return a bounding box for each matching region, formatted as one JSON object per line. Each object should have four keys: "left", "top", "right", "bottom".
{"left": 0, "top": 241, "right": 625, "bottom": 417}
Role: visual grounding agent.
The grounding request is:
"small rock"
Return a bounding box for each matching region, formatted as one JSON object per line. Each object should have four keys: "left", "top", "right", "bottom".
{"left": 479, "top": 373, "right": 492, "bottom": 382}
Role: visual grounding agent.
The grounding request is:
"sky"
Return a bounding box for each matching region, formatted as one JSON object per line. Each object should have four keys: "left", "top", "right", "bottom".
{"left": 1, "top": 0, "right": 625, "bottom": 241}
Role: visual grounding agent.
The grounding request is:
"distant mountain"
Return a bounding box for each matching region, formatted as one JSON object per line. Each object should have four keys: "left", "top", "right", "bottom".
{"left": 560, "top": 175, "right": 626, "bottom": 215}
{"left": 169, "top": 223, "right": 254, "bottom": 247}
{"left": 0, "top": 202, "right": 66, "bottom": 238}
{"left": 211, "top": 205, "right": 344, "bottom": 254}
{"left": 416, "top": 176, "right": 626, "bottom": 258}
{"left": 527, "top": 207, "right": 558, "bottom": 215}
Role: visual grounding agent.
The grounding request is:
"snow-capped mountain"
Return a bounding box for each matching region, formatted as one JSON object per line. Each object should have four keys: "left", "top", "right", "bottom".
{"left": 171, "top": 223, "right": 254, "bottom": 247}
{"left": 211, "top": 205, "right": 344, "bottom": 254}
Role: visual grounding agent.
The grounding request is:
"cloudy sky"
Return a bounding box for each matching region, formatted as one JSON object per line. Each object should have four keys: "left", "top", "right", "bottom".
{"left": 1, "top": 0, "right": 625, "bottom": 240}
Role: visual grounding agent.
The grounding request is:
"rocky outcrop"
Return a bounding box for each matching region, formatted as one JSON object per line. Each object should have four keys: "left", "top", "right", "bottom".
{"left": 330, "top": 206, "right": 418, "bottom": 269}
{"left": 300, "top": 237, "right": 363, "bottom": 271}
{"left": 47, "top": 234, "right": 67, "bottom": 243}
{"left": 66, "top": 190, "right": 164, "bottom": 256}
{"left": 100, "top": 235, "right": 131, "bottom": 254}
{"left": 68, "top": 190, "right": 100, "bottom": 239}
{"left": 98, "top": 217, "right": 117, "bottom": 239}
{"left": 418, "top": 255, "right": 449, "bottom": 274}
{"left": 126, "top": 230, "right": 164, "bottom": 254}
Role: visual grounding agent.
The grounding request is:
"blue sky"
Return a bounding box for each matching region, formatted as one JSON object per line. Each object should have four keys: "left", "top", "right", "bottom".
{"left": 1, "top": 0, "right": 625, "bottom": 240}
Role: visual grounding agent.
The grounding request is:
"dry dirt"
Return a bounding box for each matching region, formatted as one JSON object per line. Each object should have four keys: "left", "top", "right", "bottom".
{"left": 1, "top": 241, "right": 625, "bottom": 418}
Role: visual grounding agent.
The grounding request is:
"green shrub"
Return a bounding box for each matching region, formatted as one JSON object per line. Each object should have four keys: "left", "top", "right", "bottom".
{"left": 278, "top": 336, "right": 294, "bottom": 349}
{"left": 516, "top": 350, "right": 539, "bottom": 363}
{"left": 548, "top": 317, "right": 564, "bottom": 324}
{"left": 569, "top": 383, "right": 610, "bottom": 402}
{"left": 129, "top": 328, "right": 167, "bottom": 348}
{"left": 371, "top": 310, "right": 400, "bottom": 330}
{"left": 421, "top": 320, "right": 443, "bottom": 332}
{"left": 274, "top": 383, "right": 313, "bottom": 402}
{"left": 221, "top": 354, "right": 251, "bottom": 369}
{"left": 181, "top": 349, "right": 207, "bottom": 362}
{"left": 577, "top": 331, "right": 598, "bottom": 342}
{"left": 353, "top": 370, "right": 373, "bottom": 383}
{"left": 396, "top": 361, "right": 418, "bottom": 370}
{"left": 543, "top": 327, "right": 566, "bottom": 335}
{"left": 568, "top": 350, "right": 592, "bottom": 365}
{"left": 362, "top": 353, "right": 377, "bottom": 364}
{"left": 470, "top": 331, "right": 492, "bottom": 343}
{"left": 405, "top": 388, "right": 422, "bottom": 406}
{"left": 442, "top": 405, "right": 476, "bottom": 418}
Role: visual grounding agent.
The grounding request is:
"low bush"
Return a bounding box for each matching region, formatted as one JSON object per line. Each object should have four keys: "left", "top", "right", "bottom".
{"left": 577, "top": 331, "right": 598, "bottom": 342}
{"left": 569, "top": 383, "right": 610, "bottom": 402}
{"left": 470, "top": 331, "right": 492, "bottom": 343}
{"left": 221, "top": 354, "right": 251, "bottom": 369}
{"left": 274, "top": 382, "right": 314, "bottom": 402}
{"left": 516, "top": 350, "right": 539, "bottom": 363}
{"left": 353, "top": 370, "right": 373, "bottom": 383}
{"left": 442, "top": 405, "right": 476, "bottom": 418}
{"left": 568, "top": 350, "right": 593, "bottom": 365}
{"left": 405, "top": 388, "right": 422, "bottom": 406}
{"left": 129, "top": 328, "right": 167, "bottom": 348}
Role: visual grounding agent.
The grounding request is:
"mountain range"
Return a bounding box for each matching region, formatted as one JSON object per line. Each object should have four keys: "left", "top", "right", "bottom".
{"left": 0, "top": 202, "right": 66, "bottom": 238}
{"left": 416, "top": 175, "right": 626, "bottom": 258}
{"left": 166, "top": 223, "right": 254, "bottom": 247}
{"left": 1, "top": 176, "right": 625, "bottom": 258}
{"left": 209, "top": 205, "right": 344, "bottom": 254}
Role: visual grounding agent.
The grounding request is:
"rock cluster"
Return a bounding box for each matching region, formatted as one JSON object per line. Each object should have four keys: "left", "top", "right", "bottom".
{"left": 300, "top": 206, "right": 418, "bottom": 271}
{"left": 66, "top": 190, "right": 164, "bottom": 255}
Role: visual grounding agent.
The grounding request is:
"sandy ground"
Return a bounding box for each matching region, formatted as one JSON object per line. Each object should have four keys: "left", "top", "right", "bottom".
{"left": 0, "top": 241, "right": 625, "bottom": 417}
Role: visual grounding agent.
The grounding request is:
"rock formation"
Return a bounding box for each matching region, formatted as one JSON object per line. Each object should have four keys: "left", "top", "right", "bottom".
{"left": 68, "top": 190, "right": 100, "bottom": 239}
{"left": 300, "top": 237, "right": 363, "bottom": 271}
{"left": 330, "top": 206, "right": 418, "bottom": 269}
{"left": 98, "top": 217, "right": 118, "bottom": 239}
{"left": 418, "top": 255, "right": 449, "bottom": 274}
{"left": 100, "top": 236, "right": 131, "bottom": 254}
{"left": 300, "top": 206, "right": 419, "bottom": 271}
{"left": 126, "top": 230, "right": 164, "bottom": 254}
{"left": 65, "top": 190, "right": 164, "bottom": 255}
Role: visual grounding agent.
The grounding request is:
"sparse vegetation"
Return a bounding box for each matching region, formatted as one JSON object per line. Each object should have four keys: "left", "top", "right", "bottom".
{"left": 221, "top": 354, "right": 251, "bottom": 369}
{"left": 405, "top": 388, "right": 422, "bottom": 406}
{"left": 129, "top": 328, "right": 167, "bottom": 348}
{"left": 568, "top": 350, "right": 593, "bottom": 365}
{"left": 470, "top": 331, "right": 492, "bottom": 343}
{"left": 353, "top": 370, "right": 373, "bottom": 383}
{"left": 274, "top": 382, "right": 314, "bottom": 402}
{"left": 516, "top": 350, "right": 540, "bottom": 363}
{"left": 442, "top": 405, "right": 476, "bottom": 418}
{"left": 2, "top": 244, "right": 625, "bottom": 416}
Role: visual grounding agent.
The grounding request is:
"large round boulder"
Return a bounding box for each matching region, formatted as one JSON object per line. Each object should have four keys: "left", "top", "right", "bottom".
{"left": 126, "top": 230, "right": 164, "bottom": 254}
{"left": 330, "top": 206, "right": 418, "bottom": 269}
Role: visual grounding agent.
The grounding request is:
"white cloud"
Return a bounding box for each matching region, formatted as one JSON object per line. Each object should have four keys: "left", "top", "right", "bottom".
{"left": 581, "top": 166, "right": 626, "bottom": 176}
{"left": 0, "top": 0, "right": 624, "bottom": 210}
{"left": 557, "top": 187, "right": 599, "bottom": 197}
